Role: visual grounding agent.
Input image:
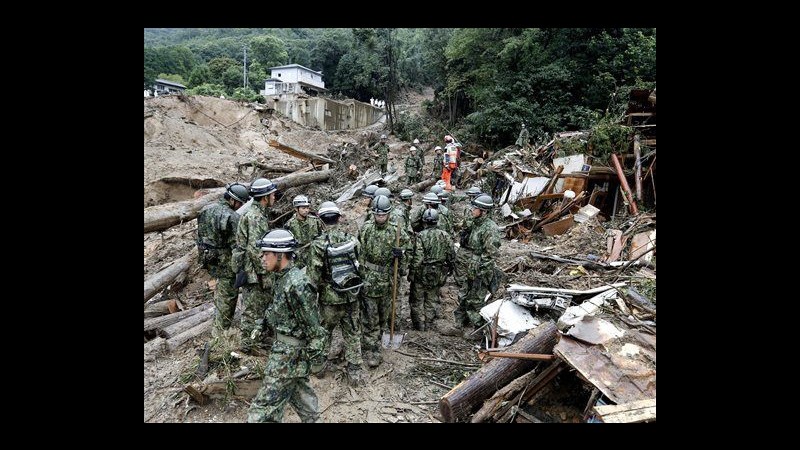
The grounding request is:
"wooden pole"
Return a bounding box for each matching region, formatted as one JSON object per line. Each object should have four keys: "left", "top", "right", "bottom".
{"left": 144, "top": 249, "right": 197, "bottom": 303}
{"left": 610, "top": 153, "right": 638, "bottom": 215}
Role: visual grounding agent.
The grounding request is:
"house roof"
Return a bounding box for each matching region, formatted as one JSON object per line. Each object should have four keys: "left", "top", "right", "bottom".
{"left": 155, "top": 79, "right": 187, "bottom": 89}
{"left": 268, "top": 64, "right": 323, "bottom": 76}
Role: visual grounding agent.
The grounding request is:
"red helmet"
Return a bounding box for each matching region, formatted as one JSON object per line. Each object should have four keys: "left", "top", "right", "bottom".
{"left": 444, "top": 135, "right": 453, "bottom": 143}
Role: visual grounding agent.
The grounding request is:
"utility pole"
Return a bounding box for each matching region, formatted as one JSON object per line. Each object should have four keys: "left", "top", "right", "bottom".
{"left": 243, "top": 46, "right": 248, "bottom": 88}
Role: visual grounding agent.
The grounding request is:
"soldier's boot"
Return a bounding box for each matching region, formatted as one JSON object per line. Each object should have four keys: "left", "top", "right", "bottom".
{"left": 366, "top": 351, "right": 382, "bottom": 368}
{"left": 312, "top": 361, "right": 327, "bottom": 379}
{"left": 346, "top": 363, "right": 367, "bottom": 387}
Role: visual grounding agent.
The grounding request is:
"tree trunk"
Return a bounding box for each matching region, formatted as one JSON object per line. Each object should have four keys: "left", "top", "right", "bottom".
{"left": 144, "top": 170, "right": 333, "bottom": 234}
{"left": 144, "top": 249, "right": 197, "bottom": 303}
{"left": 144, "top": 302, "right": 214, "bottom": 332}
{"left": 143, "top": 299, "right": 178, "bottom": 318}
{"left": 471, "top": 368, "right": 540, "bottom": 423}
{"left": 144, "top": 337, "right": 166, "bottom": 359}
{"left": 159, "top": 306, "right": 215, "bottom": 339}
{"left": 165, "top": 319, "right": 212, "bottom": 352}
{"left": 410, "top": 177, "right": 436, "bottom": 193}
{"left": 438, "top": 321, "right": 559, "bottom": 422}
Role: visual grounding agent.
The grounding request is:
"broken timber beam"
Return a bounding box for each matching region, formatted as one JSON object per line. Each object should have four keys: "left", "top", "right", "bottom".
{"left": 610, "top": 153, "right": 638, "bottom": 215}
{"left": 268, "top": 139, "right": 335, "bottom": 164}
{"left": 165, "top": 318, "right": 211, "bottom": 352}
{"left": 159, "top": 306, "right": 215, "bottom": 339}
{"left": 184, "top": 379, "right": 263, "bottom": 405}
{"left": 144, "top": 249, "right": 197, "bottom": 303}
{"left": 144, "top": 302, "right": 214, "bottom": 332}
{"left": 439, "top": 321, "right": 559, "bottom": 422}
{"left": 593, "top": 398, "right": 656, "bottom": 423}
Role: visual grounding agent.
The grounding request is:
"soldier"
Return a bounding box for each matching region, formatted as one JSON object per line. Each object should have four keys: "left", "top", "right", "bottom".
{"left": 431, "top": 146, "right": 444, "bottom": 179}
{"left": 357, "top": 195, "right": 410, "bottom": 368}
{"left": 405, "top": 146, "right": 422, "bottom": 185}
{"left": 515, "top": 123, "right": 529, "bottom": 149}
{"left": 196, "top": 183, "right": 250, "bottom": 331}
{"left": 306, "top": 201, "right": 366, "bottom": 386}
{"left": 285, "top": 194, "right": 323, "bottom": 269}
{"left": 372, "top": 134, "right": 389, "bottom": 175}
{"left": 409, "top": 209, "right": 455, "bottom": 331}
{"left": 247, "top": 229, "right": 328, "bottom": 423}
{"left": 355, "top": 184, "right": 379, "bottom": 231}
{"left": 390, "top": 189, "right": 414, "bottom": 233}
{"left": 234, "top": 178, "right": 278, "bottom": 354}
{"left": 455, "top": 195, "right": 501, "bottom": 336}
{"left": 451, "top": 186, "right": 483, "bottom": 234}
{"left": 413, "top": 138, "right": 426, "bottom": 162}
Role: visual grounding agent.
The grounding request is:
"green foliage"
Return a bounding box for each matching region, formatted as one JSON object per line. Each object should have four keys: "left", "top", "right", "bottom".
{"left": 393, "top": 113, "right": 427, "bottom": 142}
{"left": 186, "top": 83, "right": 227, "bottom": 97}
{"left": 587, "top": 120, "right": 632, "bottom": 162}
{"left": 249, "top": 35, "right": 289, "bottom": 68}
{"left": 187, "top": 64, "right": 210, "bottom": 88}
{"left": 232, "top": 87, "right": 263, "bottom": 103}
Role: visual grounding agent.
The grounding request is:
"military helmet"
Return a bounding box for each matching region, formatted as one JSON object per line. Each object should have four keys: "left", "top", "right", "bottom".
{"left": 435, "top": 180, "right": 447, "bottom": 188}
{"left": 292, "top": 195, "right": 310, "bottom": 207}
{"left": 466, "top": 186, "right": 482, "bottom": 197}
{"left": 250, "top": 178, "right": 278, "bottom": 197}
{"left": 257, "top": 229, "right": 297, "bottom": 253}
{"left": 374, "top": 187, "right": 393, "bottom": 199}
{"left": 225, "top": 183, "right": 250, "bottom": 203}
{"left": 371, "top": 195, "right": 392, "bottom": 214}
{"left": 471, "top": 194, "right": 494, "bottom": 211}
{"left": 380, "top": 134, "right": 387, "bottom": 140}
{"left": 422, "top": 192, "right": 441, "bottom": 205}
{"left": 422, "top": 208, "right": 439, "bottom": 223}
{"left": 434, "top": 146, "right": 443, "bottom": 152}
{"left": 413, "top": 138, "right": 420, "bottom": 144}
{"left": 318, "top": 201, "right": 340, "bottom": 218}
{"left": 430, "top": 185, "right": 444, "bottom": 195}
{"left": 362, "top": 184, "right": 379, "bottom": 198}
{"left": 437, "top": 190, "right": 450, "bottom": 202}
{"left": 399, "top": 189, "right": 414, "bottom": 200}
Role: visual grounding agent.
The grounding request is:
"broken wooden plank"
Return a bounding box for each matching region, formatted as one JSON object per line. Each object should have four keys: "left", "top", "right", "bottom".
{"left": 268, "top": 139, "right": 335, "bottom": 164}
{"left": 159, "top": 306, "right": 215, "bottom": 339}
{"left": 593, "top": 398, "right": 656, "bottom": 423}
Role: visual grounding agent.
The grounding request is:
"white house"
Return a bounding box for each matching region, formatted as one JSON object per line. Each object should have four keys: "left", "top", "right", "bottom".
{"left": 262, "top": 64, "right": 326, "bottom": 97}
{"left": 153, "top": 78, "right": 186, "bottom": 96}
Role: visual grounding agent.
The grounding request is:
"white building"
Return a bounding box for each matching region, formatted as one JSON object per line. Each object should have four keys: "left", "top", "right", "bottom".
{"left": 262, "top": 64, "right": 326, "bottom": 97}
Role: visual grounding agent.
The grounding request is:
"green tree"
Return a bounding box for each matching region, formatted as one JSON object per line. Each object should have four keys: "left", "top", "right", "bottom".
{"left": 157, "top": 73, "right": 187, "bottom": 85}
{"left": 250, "top": 35, "right": 289, "bottom": 68}
{"left": 187, "top": 64, "right": 211, "bottom": 88}
{"left": 186, "top": 83, "right": 227, "bottom": 97}
{"left": 221, "top": 65, "right": 244, "bottom": 93}
{"left": 207, "top": 57, "right": 238, "bottom": 84}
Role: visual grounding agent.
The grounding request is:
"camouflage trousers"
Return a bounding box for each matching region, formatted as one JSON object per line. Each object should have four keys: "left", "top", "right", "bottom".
{"left": 410, "top": 282, "right": 443, "bottom": 329}
{"left": 360, "top": 293, "right": 393, "bottom": 355}
{"left": 212, "top": 274, "right": 239, "bottom": 331}
{"left": 320, "top": 301, "right": 363, "bottom": 366}
{"left": 379, "top": 158, "right": 388, "bottom": 174}
{"left": 247, "top": 375, "right": 319, "bottom": 423}
{"left": 455, "top": 273, "right": 490, "bottom": 328}
{"left": 240, "top": 278, "right": 273, "bottom": 352}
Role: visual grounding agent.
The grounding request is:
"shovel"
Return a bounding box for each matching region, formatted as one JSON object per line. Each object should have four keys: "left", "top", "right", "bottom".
{"left": 381, "top": 223, "right": 405, "bottom": 349}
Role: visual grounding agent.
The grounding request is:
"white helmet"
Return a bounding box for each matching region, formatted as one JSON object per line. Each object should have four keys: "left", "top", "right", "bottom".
{"left": 292, "top": 195, "right": 310, "bottom": 207}
{"left": 409, "top": 146, "right": 417, "bottom": 152}
{"left": 413, "top": 138, "right": 420, "bottom": 144}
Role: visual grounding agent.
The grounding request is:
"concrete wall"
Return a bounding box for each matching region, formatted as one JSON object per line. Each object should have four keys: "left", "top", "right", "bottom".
{"left": 269, "top": 95, "right": 382, "bottom": 130}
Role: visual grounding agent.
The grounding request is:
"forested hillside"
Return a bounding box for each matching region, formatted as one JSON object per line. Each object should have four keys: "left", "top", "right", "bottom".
{"left": 144, "top": 28, "right": 655, "bottom": 148}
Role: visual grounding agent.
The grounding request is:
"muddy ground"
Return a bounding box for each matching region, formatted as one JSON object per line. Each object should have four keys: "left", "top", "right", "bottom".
{"left": 144, "top": 93, "right": 654, "bottom": 423}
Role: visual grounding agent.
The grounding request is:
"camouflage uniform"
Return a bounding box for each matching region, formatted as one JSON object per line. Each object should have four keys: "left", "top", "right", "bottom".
{"left": 285, "top": 213, "right": 323, "bottom": 269}
{"left": 247, "top": 265, "right": 328, "bottom": 423}
{"left": 306, "top": 227, "right": 364, "bottom": 378}
{"left": 196, "top": 199, "right": 241, "bottom": 330}
{"left": 431, "top": 152, "right": 444, "bottom": 179}
{"left": 374, "top": 142, "right": 389, "bottom": 174}
{"left": 415, "top": 144, "right": 426, "bottom": 163}
{"left": 455, "top": 212, "right": 500, "bottom": 327}
{"left": 515, "top": 126, "right": 529, "bottom": 148}
{"left": 410, "top": 226, "right": 455, "bottom": 330}
{"left": 412, "top": 204, "right": 453, "bottom": 235}
{"left": 389, "top": 199, "right": 412, "bottom": 233}
{"left": 450, "top": 194, "right": 474, "bottom": 234}
{"left": 357, "top": 219, "right": 410, "bottom": 364}
{"left": 405, "top": 153, "right": 422, "bottom": 184}
{"left": 234, "top": 201, "right": 274, "bottom": 352}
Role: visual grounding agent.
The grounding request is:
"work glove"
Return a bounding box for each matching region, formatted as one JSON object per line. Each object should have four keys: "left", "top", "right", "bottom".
{"left": 234, "top": 269, "right": 247, "bottom": 289}
{"left": 392, "top": 247, "right": 404, "bottom": 258}
{"left": 250, "top": 327, "right": 262, "bottom": 342}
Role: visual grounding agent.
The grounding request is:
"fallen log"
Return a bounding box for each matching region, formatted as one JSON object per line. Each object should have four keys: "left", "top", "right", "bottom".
{"left": 144, "top": 302, "right": 214, "bottom": 332}
{"left": 144, "top": 170, "right": 332, "bottom": 234}
{"left": 185, "top": 379, "right": 263, "bottom": 405}
{"left": 410, "top": 177, "right": 436, "bottom": 193}
{"left": 268, "top": 139, "right": 335, "bottom": 164}
{"left": 439, "top": 321, "right": 559, "bottom": 422}
{"left": 159, "top": 306, "right": 215, "bottom": 339}
{"left": 144, "top": 299, "right": 180, "bottom": 319}
{"left": 144, "top": 249, "right": 197, "bottom": 303}
{"left": 165, "top": 318, "right": 211, "bottom": 352}
{"left": 471, "top": 368, "right": 540, "bottom": 423}
{"left": 144, "top": 337, "right": 166, "bottom": 359}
